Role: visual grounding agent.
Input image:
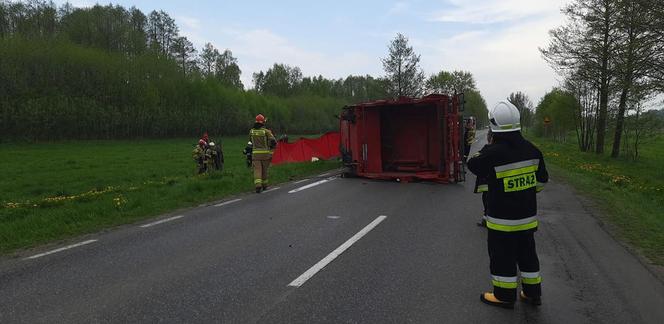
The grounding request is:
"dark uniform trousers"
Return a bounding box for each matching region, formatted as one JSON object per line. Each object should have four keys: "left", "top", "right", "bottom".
{"left": 488, "top": 229, "right": 541, "bottom": 302}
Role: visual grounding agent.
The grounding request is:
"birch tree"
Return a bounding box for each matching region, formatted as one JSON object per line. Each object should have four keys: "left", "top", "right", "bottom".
{"left": 382, "top": 33, "right": 424, "bottom": 98}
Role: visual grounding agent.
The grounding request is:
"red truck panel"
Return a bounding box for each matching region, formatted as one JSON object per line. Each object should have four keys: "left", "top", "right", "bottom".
{"left": 340, "top": 95, "right": 464, "bottom": 183}
{"left": 363, "top": 108, "right": 382, "bottom": 173}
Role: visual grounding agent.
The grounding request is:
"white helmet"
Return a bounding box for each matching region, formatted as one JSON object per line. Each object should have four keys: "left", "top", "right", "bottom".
{"left": 209, "top": 142, "right": 215, "bottom": 146}
{"left": 488, "top": 101, "right": 521, "bottom": 132}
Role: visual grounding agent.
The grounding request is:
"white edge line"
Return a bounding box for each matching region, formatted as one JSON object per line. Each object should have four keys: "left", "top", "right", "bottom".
{"left": 294, "top": 178, "right": 310, "bottom": 184}
{"left": 262, "top": 187, "right": 281, "bottom": 193}
{"left": 288, "top": 215, "right": 387, "bottom": 287}
{"left": 140, "top": 215, "right": 184, "bottom": 228}
{"left": 214, "top": 198, "right": 242, "bottom": 207}
{"left": 25, "top": 239, "right": 98, "bottom": 260}
{"left": 288, "top": 178, "right": 335, "bottom": 194}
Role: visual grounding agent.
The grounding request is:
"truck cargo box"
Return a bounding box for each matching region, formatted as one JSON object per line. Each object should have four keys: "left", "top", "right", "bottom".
{"left": 339, "top": 94, "right": 464, "bottom": 183}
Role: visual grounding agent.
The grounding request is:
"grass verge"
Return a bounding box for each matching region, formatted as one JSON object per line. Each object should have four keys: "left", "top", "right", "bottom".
{"left": 0, "top": 137, "right": 339, "bottom": 254}
{"left": 528, "top": 135, "right": 664, "bottom": 265}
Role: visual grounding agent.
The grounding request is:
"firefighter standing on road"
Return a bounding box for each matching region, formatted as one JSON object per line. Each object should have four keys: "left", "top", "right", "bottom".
{"left": 467, "top": 101, "right": 548, "bottom": 309}
{"left": 250, "top": 114, "right": 277, "bottom": 193}
{"left": 464, "top": 117, "right": 476, "bottom": 161}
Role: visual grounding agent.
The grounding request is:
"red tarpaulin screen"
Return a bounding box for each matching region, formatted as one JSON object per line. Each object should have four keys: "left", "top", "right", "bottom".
{"left": 271, "top": 132, "right": 341, "bottom": 165}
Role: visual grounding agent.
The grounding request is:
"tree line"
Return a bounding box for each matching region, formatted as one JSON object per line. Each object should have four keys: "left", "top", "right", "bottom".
{"left": 0, "top": 1, "right": 489, "bottom": 140}
{"left": 538, "top": 0, "right": 664, "bottom": 159}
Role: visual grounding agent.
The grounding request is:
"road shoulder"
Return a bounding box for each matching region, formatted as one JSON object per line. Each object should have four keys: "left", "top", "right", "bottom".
{"left": 548, "top": 165, "right": 664, "bottom": 283}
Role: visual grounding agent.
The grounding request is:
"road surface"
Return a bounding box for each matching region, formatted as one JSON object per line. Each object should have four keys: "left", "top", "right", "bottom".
{"left": 1, "top": 134, "right": 663, "bottom": 323}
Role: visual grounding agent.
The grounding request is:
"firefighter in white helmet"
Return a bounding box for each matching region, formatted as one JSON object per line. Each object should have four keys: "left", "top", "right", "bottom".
{"left": 467, "top": 101, "right": 549, "bottom": 308}
{"left": 243, "top": 141, "right": 253, "bottom": 167}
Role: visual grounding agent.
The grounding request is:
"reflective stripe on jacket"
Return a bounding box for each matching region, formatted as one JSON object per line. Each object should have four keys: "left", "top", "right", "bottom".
{"left": 249, "top": 127, "right": 275, "bottom": 158}
{"left": 474, "top": 177, "right": 488, "bottom": 193}
{"left": 473, "top": 144, "right": 491, "bottom": 194}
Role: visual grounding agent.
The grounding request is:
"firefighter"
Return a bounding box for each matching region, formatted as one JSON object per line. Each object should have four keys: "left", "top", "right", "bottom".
{"left": 192, "top": 139, "right": 208, "bottom": 174}
{"left": 208, "top": 141, "right": 224, "bottom": 171}
{"left": 208, "top": 142, "right": 221, "bottom": 171}
{"left": 464, "top": 117, "right": 476, "bottom": 161}
{"left": 204, "top": 144, "right": 215, "bottom": 172}
{"left": 473, "top": 129, "right": 493, "bottom": 227}
{"left": 467, "top": 101, "right": 548, "bottom": 309}
{"left": 249, "top": 114, "right": 277, "bottom": 193}
{"left": 243, "top": 141, "right": 253, "bottom": 168}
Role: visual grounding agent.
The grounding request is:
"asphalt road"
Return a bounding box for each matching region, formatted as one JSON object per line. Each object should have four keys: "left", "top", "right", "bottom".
{"left": 1, "top": 134, "right": 663, "bottom": 323}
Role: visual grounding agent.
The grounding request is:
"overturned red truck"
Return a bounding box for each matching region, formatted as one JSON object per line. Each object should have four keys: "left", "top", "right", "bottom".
{"left": 339, "top": 94, "right": 465, "bottom": 183}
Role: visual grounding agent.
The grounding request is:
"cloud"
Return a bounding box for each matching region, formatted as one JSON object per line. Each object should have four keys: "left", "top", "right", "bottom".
{"left": 63, "top": 0, "right": 95, "bottom": 8}
{"left": 171, "top": 15, "right": 207, "bottom": 46}
{"left": 432, "top": 0, "right": 563, "bottom": 24}
{"left": 219, "top": 29, "right": 379, "bottom": 88}
{"left": 421, "top": 1, "right": 566, "bottom": 105}
{"left": 174, "top": 15, "right": 202, "bottom": 31}
{"left": 387, "top": 1, "right": 411, "bottom": 16}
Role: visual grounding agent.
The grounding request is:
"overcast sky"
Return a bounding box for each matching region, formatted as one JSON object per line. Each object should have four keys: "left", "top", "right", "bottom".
{"left": 58, "top": 0, "right": 571, "bottom": 107}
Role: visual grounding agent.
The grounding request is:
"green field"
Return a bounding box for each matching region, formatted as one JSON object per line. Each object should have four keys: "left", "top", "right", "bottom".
{"left": 528, "top": 135, "right": 664, "bottom": 265}
{"left": 0, "top": 138, "right": 339, "bottom": 254}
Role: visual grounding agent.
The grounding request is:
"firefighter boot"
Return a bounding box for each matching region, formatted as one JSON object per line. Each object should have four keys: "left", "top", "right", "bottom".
{"left": 255, "top": 187, "right": 262, "bottom": 194}
{"left": 480, "top": 292, "right": 514, "bottom": 309}
{"left": 519, "top": 291, "right": 542, "bottom": 306}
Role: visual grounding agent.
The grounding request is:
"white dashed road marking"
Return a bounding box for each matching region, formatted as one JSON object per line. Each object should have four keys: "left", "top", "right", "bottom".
{"left": 288, "top": 178, "right": 336, "bottom": 194}
{"left": 140, "top": 215, "right": 184, "bottom": 228}
{"left": 288, "top": 215, "right": 387, "bottom": 287}
{"left": 262, "top": 187, "right": 280, "bottom": 193}
{"left": 24, "top": 240, "right": 98, "bottom": 260}
{"left": 214, "top": 198, "right": 242, "bottom": 207}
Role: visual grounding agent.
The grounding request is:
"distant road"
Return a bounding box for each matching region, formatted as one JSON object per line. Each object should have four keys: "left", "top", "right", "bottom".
{"left": 1, "top": 132, "right": 663, "bottom": 323}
